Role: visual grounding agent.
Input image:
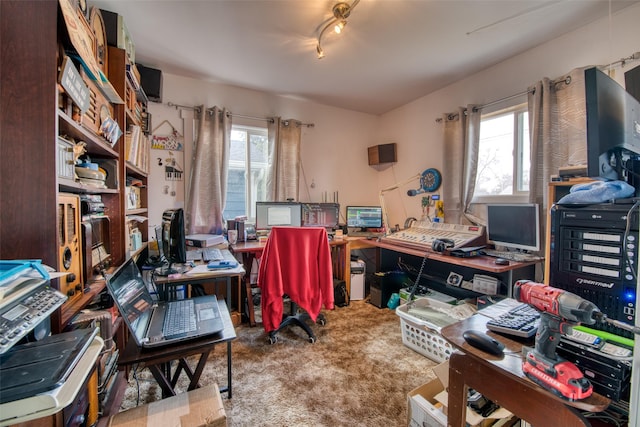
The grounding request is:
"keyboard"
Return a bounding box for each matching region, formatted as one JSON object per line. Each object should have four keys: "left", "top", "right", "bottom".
{"left": 186, "top": 250, "right": 202, "bottom": 261}
{"left": 486, "top": 303, "right": 540, "bottom": 338}
{"left": 185, "top": 247, "right": 224, "bottom": 262}
{"left": 202, "top": 247, "right": 223, "bottom": 261}
{"left": 348, "top": 231, "right": 384, "bottom": 238}
{"left": 482, "top": 249, "right": 543, "bottom": 263}
{"left": 163, "top": 299, "right": 197, "bottom": 336}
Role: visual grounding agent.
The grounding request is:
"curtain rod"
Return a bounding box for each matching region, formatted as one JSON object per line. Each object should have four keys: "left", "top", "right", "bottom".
{"left": 435, "top": 88, "right": 533, "bottom": 123}
{"left": 166, "top": 102, "right": 315, "bottom": 128}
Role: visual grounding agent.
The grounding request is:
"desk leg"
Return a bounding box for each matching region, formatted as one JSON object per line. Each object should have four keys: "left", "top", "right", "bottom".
{"left": 148, "top": 364, "right": 177, "bottom": 398}
{"left": 448, "top": 352, "right": 591, "bottom": 427}
{"left": 241, "top": 253, "right": 256, "bottom": 326}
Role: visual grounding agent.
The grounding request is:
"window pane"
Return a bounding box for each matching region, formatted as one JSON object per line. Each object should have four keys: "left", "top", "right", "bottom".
{"left": 475, "top": 114, "right": 515, "bottom": 196}
{"left": 223, "top": 126, "right": 269, "bottom": 222}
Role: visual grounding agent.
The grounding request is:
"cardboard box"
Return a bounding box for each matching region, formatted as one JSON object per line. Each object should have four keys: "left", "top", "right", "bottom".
{"left": 107, "top": 384, "right": 226, "bottom": 426}
{"left": 407, "top": 362, "right": 513, "bottom": 427}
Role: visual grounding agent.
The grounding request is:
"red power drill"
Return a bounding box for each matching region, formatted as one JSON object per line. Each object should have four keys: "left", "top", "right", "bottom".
{"left": 513, "top": 280, "right": 602, "bottom": 401}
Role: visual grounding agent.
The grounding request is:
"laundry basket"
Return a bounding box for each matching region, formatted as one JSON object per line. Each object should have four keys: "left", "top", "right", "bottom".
{"left": 396, "top": 297, "right": 468, "bottom": 363}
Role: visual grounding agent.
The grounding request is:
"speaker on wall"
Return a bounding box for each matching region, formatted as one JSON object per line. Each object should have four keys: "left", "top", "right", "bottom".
{"left": 368, "top": 143, "right": 397, "bottom": 165}
{"left": 137, "top": 64, "right": 163, "bottom": 103}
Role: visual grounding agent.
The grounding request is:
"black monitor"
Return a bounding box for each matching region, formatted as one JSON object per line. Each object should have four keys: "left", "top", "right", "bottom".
{"left": 585, "top": 67, "right": 640, "bottom": 189}
{"left": 255, "top": 202, "right": 302, "bottom": 230}
{"left": 157, "top": 208, "right": 186, "bottom": 276}
{"left": 486, "top": 204, "right": 540, "bottom": 253}
{"left": 302, "top": 203, "right": 339, "bottom": 229}
{"left": 346, "top": 206, "right": 383, "bottom": 230}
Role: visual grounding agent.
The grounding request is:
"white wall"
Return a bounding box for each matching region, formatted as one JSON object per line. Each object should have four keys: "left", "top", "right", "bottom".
{"left": 147, "top": 74, "right": 379, "bottom": 236}
{"left": 378, "top": 3, "right": 640, "bottom": 228}
{"left": 147, "top": 2, "right": 640, "bottom": 234}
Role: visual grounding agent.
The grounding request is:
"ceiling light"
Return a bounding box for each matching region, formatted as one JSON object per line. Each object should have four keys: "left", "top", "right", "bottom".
{"left": 316, "top": 0, "right": 360, "bottom": 59}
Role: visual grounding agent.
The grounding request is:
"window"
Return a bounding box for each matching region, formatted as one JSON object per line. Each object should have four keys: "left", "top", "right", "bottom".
{"left": 223, "top": 125, "right": 269, "bottom": 221}
{"left": 474, "top": 104, "right": 530, "bottom": 202}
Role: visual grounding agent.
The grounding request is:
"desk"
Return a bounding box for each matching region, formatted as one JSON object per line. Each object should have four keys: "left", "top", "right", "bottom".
{"left": 152, "top": 250, "right": 245, "bottom": 315}
{"left": 231, "top": 238, "right": 352, "bottom": 326}
{"left": 441, "top": 314, "right": 610, "bottom": 426}
{"left": 118, "top": 299, "right": 236, "bottom": 399}
{"left": 364, "top": 239, "right": 538, "bottom": 298}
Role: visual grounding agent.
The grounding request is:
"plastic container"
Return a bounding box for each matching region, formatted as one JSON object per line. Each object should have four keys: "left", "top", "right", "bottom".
{"left": 396, "top": 298, "right": 459, "bottom": 363}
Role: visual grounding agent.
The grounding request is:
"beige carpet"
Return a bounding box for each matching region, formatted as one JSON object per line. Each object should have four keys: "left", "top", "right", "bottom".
{"left": 119, "top": 300, "right": 439, "bottom": 426}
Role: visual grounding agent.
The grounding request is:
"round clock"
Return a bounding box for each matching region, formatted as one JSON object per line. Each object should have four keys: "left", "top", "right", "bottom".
{"left": 420, "top": 168, "right": 442, "bottom": 192}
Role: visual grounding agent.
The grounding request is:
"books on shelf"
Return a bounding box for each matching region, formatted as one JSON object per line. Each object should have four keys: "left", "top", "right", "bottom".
{"left": 124, "top": 124, "right": 149, "bottom": 173}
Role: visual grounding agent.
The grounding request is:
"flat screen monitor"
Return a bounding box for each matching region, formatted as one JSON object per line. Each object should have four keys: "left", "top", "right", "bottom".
{"left": 158, "top": 208, "right": 186, "bottom": 275}
{"left": 486, "top": 204, "right": 540, "bottom": 252}
{"left": 302, "top": 203, "right": 339, "bottom": 229}
{"left": 255, "top": 202, "right": 302, "bottom": 230}
{"left": 346, "top": 206, "right": 383, "bottom": 230}
{"left": 585, "top": 67, "right": 640, "bottom": 186}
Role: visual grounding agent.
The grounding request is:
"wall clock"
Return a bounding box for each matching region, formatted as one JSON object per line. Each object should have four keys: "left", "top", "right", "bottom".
{"left": 420, "top": 168, "right": 442, "bottom": 192}
{"left": 89, "top": 7, "right": 108, "bottom": 78}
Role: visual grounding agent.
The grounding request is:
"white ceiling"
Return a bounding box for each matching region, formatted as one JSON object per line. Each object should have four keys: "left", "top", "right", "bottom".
{"left": 90, "top": 0, "right": 638, "bottom": 115}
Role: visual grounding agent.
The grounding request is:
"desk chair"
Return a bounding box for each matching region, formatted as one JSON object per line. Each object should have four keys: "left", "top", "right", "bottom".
{"left": 257, "top": 227, "right": 335, "bottom": 344}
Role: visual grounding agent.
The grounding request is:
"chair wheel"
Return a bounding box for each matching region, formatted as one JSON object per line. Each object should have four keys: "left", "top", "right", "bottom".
{"left": 308, "top": 336, "right": 316, "bottom": 343}
{"left": 268, "top": 334, "right": 278, "bottom": 345}
{"left": 317, "top": 318, "right": 326, "bottom": 326}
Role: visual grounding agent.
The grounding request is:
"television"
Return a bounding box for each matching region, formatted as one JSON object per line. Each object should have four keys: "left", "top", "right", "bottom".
{"left": 255, "top": 202, "right": 302, "bottom": 230}
{"left": 585, "top": 67, "right": 640, "bottom": 190}
{"left": 346, "top": 206, "right": 383, "bottom": 231}
{"left": 157, "top": 208, "right": 186, "bottom": 276}
{"left": 486, "top": 204, "right": 540, "bottom": 253}
{"left": 302, "top": 203, "right": 340, "bottom": 229}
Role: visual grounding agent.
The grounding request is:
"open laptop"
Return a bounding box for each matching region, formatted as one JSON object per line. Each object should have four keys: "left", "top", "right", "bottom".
{"left": 106, "top": 257, "right": 224, "bottom": 348}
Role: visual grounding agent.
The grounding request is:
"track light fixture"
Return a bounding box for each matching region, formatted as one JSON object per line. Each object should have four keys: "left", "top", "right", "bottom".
{"left": 316, "top": 0, "right": 360, "bottom": 59}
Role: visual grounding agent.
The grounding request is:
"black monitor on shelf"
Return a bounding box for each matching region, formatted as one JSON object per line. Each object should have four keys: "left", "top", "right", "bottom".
{"left": 585, "top": 67, "right": 640, "bottom": 192}
{"left": 301, "top": 203, "right": 340, "bottom": 229}
{"left": 346, "top": 206, "right": 383, "bottom": 231}
{"left": 157, "top": 208, "right": 186, "bottom": 276}
{"left": 255, "top": 202, "right": 302, "bottom": 230}
{"left": 486, "top": 204, "right": 540, "bottom": 253}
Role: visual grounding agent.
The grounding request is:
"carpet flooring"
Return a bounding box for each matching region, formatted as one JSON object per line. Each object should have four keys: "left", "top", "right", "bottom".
{"left": 119, "top": 300, "right": 439, "bottom": 426}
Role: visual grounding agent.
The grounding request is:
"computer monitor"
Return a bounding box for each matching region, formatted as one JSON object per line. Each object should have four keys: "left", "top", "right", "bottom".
{"left": 302, "top": 203, "right": 339, "bottom": 229}
{"left": 346, "top": 206, "right": 383, "bottom": 230}
{"left": 255, "top": 202, "right": 303, "bottom": 230}
{"left": 157, "top": 208, "right": 186, "bottom": 275}
{"left": 486, "top": 204, "right": 540, "bottom": 252}
{"left": 585, "top": 66, "right": 640, "bottom": 189}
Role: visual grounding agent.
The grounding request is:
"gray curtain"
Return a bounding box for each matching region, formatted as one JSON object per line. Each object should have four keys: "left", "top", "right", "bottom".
{"left": 266, "top": 117, "right": 301, "bottom": 201}
{"left": 528, "top": 67, "right": 588, "bottom": 228}
{"left": 442, "top": 105, "right": 482, "bottom": 225}
{"left": 185, "top": 105, "right": 232, "bottom": 234}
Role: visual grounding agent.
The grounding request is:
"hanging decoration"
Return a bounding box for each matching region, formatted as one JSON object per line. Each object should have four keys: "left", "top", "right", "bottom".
{"left": 151, "top": 119, "right": 183, "bottom": 151}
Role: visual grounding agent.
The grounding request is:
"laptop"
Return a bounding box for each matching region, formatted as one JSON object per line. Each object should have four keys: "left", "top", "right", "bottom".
{"left": 106, "top": 257, "right": 224, "bottom": 348}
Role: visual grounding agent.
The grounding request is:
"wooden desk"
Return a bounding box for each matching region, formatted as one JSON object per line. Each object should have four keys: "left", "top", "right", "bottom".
{"left": 231, "top": 238, "right": 352, "bottom": 326}
{"left": 441, "top": 314, "right": 610, "bottom": 426}
{"left": 364, "top": 239, "right": 538, "bottom": 298}
{"left": 118, "top": 299, "right": 236, "bottom": 399}
{"left": 152, "top": 250, "right": 245, "bottom": 315}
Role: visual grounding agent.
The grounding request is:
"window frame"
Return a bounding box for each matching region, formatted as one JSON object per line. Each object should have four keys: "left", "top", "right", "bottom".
{"left": 472, "top": 103, "right": 530, "bottom": 204}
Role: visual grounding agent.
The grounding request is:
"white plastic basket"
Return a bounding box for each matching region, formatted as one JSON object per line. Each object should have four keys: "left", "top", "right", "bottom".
{"left": 395, "top": 298, "right": 459, "bottom": 363}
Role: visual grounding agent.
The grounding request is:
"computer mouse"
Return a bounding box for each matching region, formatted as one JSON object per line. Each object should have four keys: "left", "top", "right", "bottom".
{"left": 494, "top": 258, "right": 509, "bottom": 265}
{"left": 462, "top": 330, "right": 505, "bottom": 355}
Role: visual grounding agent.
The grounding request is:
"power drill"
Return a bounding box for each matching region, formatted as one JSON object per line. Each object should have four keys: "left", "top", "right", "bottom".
{"left": 513, "top": 280, "right": 601, "bottom": 401}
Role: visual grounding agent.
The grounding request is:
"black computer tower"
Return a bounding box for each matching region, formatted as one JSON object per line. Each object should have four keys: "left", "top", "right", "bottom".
{"left": 369, "top": 271, "right": 408, "bottom": 308}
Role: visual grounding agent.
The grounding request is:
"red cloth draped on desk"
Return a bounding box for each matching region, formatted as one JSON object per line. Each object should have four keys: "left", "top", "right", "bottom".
{"left": 257, "top": 227, "right": 335, "bottom": 332}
